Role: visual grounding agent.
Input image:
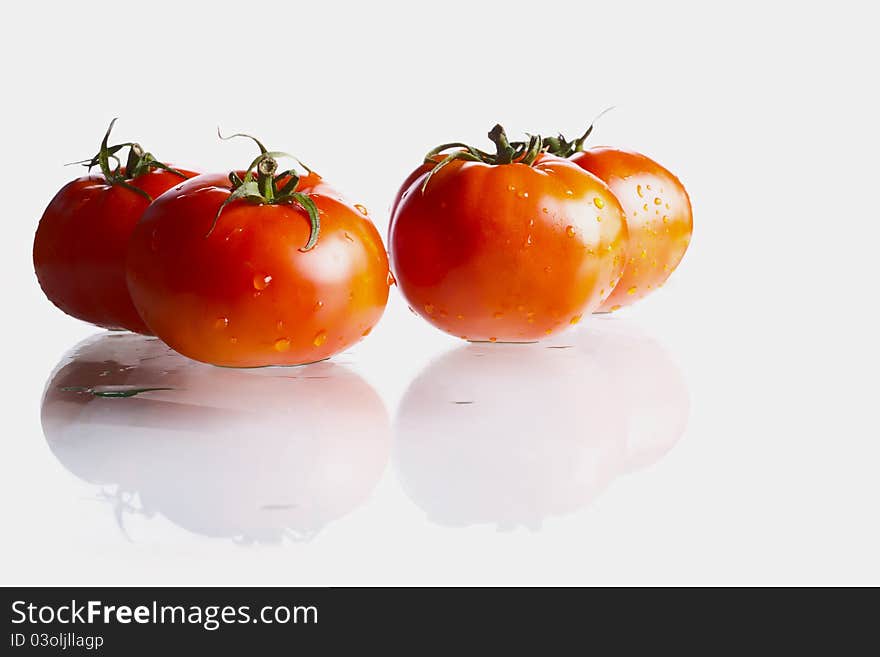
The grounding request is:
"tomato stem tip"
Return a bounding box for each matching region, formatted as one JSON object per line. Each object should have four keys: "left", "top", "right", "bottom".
{"left": 208, "top": 132, "right": 320, "bottom": 251}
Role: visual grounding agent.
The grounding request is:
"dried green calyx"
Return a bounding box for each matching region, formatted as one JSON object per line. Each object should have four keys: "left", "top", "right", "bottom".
{"left": 72, "top": 118, "right": 187, "bottom": 201}
{"left": 420, "top": 124, "right": 546, "bottom": 192}
{"left": 520, "top": 106, "right": 617, "bottom": 157}
{"left": 208, "top": 131, "right": 320, "bottom": 252}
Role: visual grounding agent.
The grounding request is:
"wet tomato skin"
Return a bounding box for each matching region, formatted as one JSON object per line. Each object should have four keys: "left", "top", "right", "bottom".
{"left": 388, "top": 161, "right": 432, "bottom": 240}
{"left": 33, "top": 168, "right": 195, "bottom": 333}
{"left": 390, "top": 155, "right": 628, "bottom": 342}
{"left": 569, "top": 148, "right": 692, "bottom": 311}
{"left": 126, "top": 172, "right": 390, "bottom": 367}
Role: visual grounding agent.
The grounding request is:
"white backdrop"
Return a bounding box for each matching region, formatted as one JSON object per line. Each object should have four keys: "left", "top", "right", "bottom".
{"left": 1, "top": 0, "right": 877, "bottom": 585}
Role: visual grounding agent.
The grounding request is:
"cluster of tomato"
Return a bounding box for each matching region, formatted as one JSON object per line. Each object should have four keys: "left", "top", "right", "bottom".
{"left": 34, "top": 119, "right": 692, "bottom": 367}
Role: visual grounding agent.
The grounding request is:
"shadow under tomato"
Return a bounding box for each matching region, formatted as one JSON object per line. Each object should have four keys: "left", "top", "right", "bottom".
{"left": 40, "top": 333, "right": 390, "bottom": 544}
{"left": 393, "top": 317, "right": 689, "bottom": 530}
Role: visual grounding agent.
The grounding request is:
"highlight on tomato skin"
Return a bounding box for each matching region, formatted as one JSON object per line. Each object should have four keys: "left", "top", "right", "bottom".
{"left": 569, "top": 148, "right": 692, "bottom": 312}
{"left": 389, "top": 125, "right": 628, "bottom": 343}
{"left": 33, "top": 119, "right": 196, "bottom": 334}
{"left": 126, "top": 135, "right": 391, "bottom": 368}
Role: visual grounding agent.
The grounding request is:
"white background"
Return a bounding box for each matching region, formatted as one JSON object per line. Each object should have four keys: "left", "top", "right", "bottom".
{"left": 1, "top": 0, "right": 878, "bottom": 585}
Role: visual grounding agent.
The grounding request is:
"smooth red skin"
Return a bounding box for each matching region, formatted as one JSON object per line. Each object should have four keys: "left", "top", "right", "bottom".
{"left": 390, "top": 155, "right": 628, "bottom": 342}
{"left": 126, "top": 172, "right": 390, "bottom": 367}
{"left": 570, "top": 148, "right": 692, "bottom": 312}
{"left": 388, "top": 161, "right": 432, "bottom": 241}
{"left": 33, "top": 169, "right": 195, "bottom": 333}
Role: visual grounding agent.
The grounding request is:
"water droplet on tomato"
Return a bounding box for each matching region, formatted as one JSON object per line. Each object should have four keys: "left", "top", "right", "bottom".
{"left": 362, "top": 327, "right": 372, "bottom": 337}
{"left": 542, "top": 207, "right": 549, "bottom": 213}
{"left": 654, "top": 197, "right": 662, "bottom": 205}
{"left": 253, "top": 273, "right": 272, "bottom": 290}
{"left": 274, "top": 338, "right": 291, "bottom": 352}
{"left": 596, "top": 216, "right": 602, "bottom": 222}
{"left": 313, "top": 332, "right": 327, "bottom": 347}
{"left": 214, "top": 317, "right": 229, "bottom": 330}
{"left": 643, "top": 203, "right": 649, "bottom": 211}
{"left": 354, "top": 204, "right": 369, "bottom": 215}
{"left": 424, "top": 303, "right": 435, "bottom": 315}
{"left": 229, "top": 336, "right": 238, "bottom": 344}
{"left": 627, "top": 286, "right": 638, "bottom": 295}
{"left": 343, "top": 232, "right": 354, "bottom": 242}
{"left": 570, "top": 314, "right": 582, "bottom": 325}
{"left": 593, "top": 197, "right": 605, "bottom": 209}
{"left": 517, "top": 191, "right": 529, "bottom": 199}
{"left": 565, "top": 190, "right": 573, "bottom": 196}
{"left": 489, "top": 337, "right": 497, "bottom": 342}
{"left": 507, "top": 184, "right": 516, "bottom": 192}
{"left": 315, "top": 300, "right": 324, "bottom": 310}
{"left": 565, "top": 225, "right": 576, "bottom": 238}
{"left": 611, "top": 305, "right": 621, "bottom": 311}
{"left": 636, "top": 184, "right": 644, "bottom": 198}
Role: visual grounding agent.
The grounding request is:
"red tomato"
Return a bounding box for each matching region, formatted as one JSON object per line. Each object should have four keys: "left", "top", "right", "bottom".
{"left": 388, "top": 160, "right": 432, "bottom": 241}
{"left": 126, "top": 141, "right": 390, "bottom": 367}
{"left": 568, "top": 148, "right": 692, "bottom": 311}
{"left": 390, "top": 126, "right": 628, "bottom": 342}
{"left": 33, "top": 121, "right": 194, "bottom": 333}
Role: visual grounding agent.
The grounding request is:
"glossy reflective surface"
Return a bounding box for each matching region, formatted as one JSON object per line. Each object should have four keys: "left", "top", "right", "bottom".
{"left": 41, "top": 334, "right": 390, "bottom": 544}
{"left": 395, "top": 325, "right": 688, "bottom": 529}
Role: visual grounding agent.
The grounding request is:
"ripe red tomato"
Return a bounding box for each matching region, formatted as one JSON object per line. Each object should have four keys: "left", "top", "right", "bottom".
{"left": 33, "top": 120, "right": 194, "bottom": 333}
{"left": 569, "top": 148, "right": 692, "bottom": 311}
{"left": 126, "top": 137, "right": 390, "bottom": 367}
{"left": 389, "top": 126, "right": 628, "bottom": 342}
